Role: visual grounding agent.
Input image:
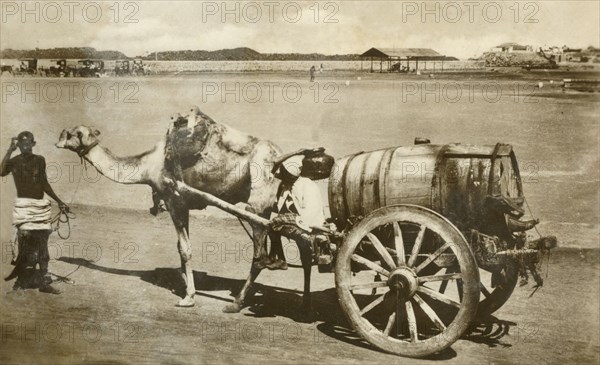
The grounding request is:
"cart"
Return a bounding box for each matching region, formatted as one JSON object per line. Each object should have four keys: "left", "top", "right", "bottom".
{"left": 132, "top": 59, "right": 146, "bottom": 76}
{"left": 76, "top": 59, "right": 105, "bottom": 77}
{"left": 171, "top": 140, "right": 556, "bottom": 358}
{"left": 15, "top": 58, "right": 38, "bottom": 76}
{"left": 114, "top": 60, "right": 130, "bottom": 76}
{"left": 47, "top": 59, "right": 73, "bottom": 77}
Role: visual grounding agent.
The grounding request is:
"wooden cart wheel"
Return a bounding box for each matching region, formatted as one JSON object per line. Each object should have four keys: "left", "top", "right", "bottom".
{"left": 335, "top": 205, "right": 480, "bottom": 358}
{"left": 476, "top": 260, "right": 519, "bottom": 316}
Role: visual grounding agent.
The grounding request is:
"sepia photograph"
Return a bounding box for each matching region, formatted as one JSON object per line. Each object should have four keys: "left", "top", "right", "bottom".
{"left": 0, "top": 1, "right": 598, "bottom": 363}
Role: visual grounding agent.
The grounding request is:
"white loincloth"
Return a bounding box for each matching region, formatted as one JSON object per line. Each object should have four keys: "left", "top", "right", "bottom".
{"left": 13, "top": 198, "right": 52, "bottom": 231}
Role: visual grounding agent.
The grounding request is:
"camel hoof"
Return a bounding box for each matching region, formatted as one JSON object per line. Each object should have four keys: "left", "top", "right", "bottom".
{"left": 253, "top": 258, "right": 272, "bottom": 270}
{"left": 222, "top": 302, "right": 241, "bottom": 313}
{"left": 176, "top": 296, "right": 195, "bottom": 308}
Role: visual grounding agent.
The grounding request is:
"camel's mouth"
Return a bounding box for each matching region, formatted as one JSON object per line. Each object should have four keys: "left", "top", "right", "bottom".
{"left": 55, "top": 129, "right": 69, "bottom": 149}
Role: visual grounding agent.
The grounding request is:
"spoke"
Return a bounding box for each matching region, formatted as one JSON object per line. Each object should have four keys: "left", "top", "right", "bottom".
{"left": 392, "top": 221, "right": 406, "bottom": 265}
{"left": 480, "top": 282, "right": 491, "bottom": 298}
{"left": 413, "top": 294, "right": 447, "bottom": 331}
{"left": 405, "top": 300, "right": 418, "bottom": 342}
{"left": 352, "top": 254, "right": 390, "bottom": 277}
{"left": 414, "top": 242, "right": 452, "bottom": 274}
{"left": 383, "top": 312, "right": 396, "bottom": 336}
{"left": 418, "top": 285, "right": 461, "bottom": 308}
{"left": 360, "top": 294, "right": 385, "bottom": 315}
{"left": 366, "top": 233, "right": 397, "bottom": 269}
{"left": 348, "top": 281, "right": 388, "bottom": 291}
{"left": 407, "top": 224, "right": 426, "bottom": 267}
{"left": 419, "top": 272, "right": 462, "bottom": 283}
{"left": 439, "top": 267, "right": 452, "bottom": 294}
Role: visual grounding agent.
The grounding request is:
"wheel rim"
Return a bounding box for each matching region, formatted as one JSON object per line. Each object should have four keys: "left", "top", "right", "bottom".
{"left": 477, "top": 260, "right": 519, "bottom": 316}
{"left": 335, "top": 205, "right": 480, "bottom": 358}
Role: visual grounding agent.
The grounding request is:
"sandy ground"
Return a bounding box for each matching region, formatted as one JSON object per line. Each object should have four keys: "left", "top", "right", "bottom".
{"left": 0, "top": 70, "right": 599, "bottom": 363}
{"left": 0, "top": 204, "right": 598, "bottom": 364}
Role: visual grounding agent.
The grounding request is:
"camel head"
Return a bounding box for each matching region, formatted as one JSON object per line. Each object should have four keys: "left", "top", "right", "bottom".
{"left": 56, "top": 126, "right": 101, "bottom": 155}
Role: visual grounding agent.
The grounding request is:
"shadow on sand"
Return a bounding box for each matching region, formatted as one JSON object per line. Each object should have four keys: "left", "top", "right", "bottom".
{"left": 58, "top": 257, "right": 518, "bottom": 359}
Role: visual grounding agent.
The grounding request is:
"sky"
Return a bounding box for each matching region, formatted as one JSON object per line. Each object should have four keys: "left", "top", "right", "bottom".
{"left": 1, "top": 0, "right": 599, "bottom": 59}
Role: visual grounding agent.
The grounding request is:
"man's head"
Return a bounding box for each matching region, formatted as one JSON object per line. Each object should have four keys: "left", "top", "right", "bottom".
{"left": 16, "top": 131, "right": 35, "bottom": 154}
{"left": 275, "top": 155, "right": 304, "bottom": 183}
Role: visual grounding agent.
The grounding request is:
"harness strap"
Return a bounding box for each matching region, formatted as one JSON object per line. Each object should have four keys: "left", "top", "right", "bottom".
{"left": 77, "top": 140, "right": 99, "bottom": 158}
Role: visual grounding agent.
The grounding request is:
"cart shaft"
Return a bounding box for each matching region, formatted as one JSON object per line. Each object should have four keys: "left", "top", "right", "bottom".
{"left": 175, "top": 181, "right": 271, "bottom": 227}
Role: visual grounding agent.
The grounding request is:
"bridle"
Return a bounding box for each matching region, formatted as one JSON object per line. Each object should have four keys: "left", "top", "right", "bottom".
{"left": 77, "top": 139, "right": 100, "bottom": 158}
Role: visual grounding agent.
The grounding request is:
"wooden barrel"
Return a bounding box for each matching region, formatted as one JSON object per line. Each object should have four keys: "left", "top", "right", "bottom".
{"left": 328, "top": 143, "right": 523, "bottom": 229}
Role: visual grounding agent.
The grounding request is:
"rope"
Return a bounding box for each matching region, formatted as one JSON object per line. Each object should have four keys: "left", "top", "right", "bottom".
{"left": 524, "top": 197, "right": 542, "bottom": 238}
{"left": 238, "top": 217, "right": 254, "bottom": 241}
{"left": 523, "top": 196, "right": 551, "bottom": 279}
{"left": 49, "top": 154, "right": 86, "bottom": 240}
{"left": 47, "top": 155, "right": 88, "bottom": 282}
{"left": 49, "top": 265, "right": 79, "bottom": 285}
{"left": 51, "top": 210, "right": 75, "bottom": 239}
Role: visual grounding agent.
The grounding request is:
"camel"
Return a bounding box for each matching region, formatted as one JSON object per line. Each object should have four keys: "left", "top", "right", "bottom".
{"left": 55, "top": 106, "right": 315, "bottom": 313}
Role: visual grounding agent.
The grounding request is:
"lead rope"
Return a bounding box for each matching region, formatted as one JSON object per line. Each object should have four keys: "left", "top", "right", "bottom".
{"left": 51, "top": 158, "right": 84, "bottom": 239}
{"left": 48, "top": 158, "right": 85, "bottom": 284}
{"left": 51, "top": 210, "right": 75, "bottom": 239}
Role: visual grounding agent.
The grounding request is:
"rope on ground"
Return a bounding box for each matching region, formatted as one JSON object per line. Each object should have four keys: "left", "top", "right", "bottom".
{"left": 49, "top": 265, "right": 79, "bottom": 285}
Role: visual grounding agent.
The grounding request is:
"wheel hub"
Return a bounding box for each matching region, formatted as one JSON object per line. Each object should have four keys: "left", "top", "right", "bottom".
{"left": 387, "top": 267, "right": 418, "bottom": 298}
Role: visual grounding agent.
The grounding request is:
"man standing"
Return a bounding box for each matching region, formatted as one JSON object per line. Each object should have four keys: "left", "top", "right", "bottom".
{"left": 1, "top": 131, "right": 69, "bottom": 294}
{"left": 310, "top": 65, "right": 316, "bottom": 82}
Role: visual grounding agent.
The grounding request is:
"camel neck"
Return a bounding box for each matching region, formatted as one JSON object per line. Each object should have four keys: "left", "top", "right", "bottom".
{"left": 84, "top": 144, "right": 159, "bottom": 185}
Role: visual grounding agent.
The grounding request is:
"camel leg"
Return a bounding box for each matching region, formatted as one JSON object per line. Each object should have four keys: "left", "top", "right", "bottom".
{"left": 168, "top": 201, "right": 195, "bottom": 307}
{"left": 246, "top": 206, "right": 270, "bottom": 269}
{"left": 223, "top": 261, "right": 262, "bottom": 313}
{"left": 223, "top": 225, "right": 267, "bottom": 313}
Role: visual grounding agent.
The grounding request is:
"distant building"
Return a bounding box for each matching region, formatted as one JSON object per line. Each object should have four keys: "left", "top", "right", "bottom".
{"left": 539, "top": 45, "right": 600, "bottom": 63}
{"left": 491, "top": 42, "right": 533, "bottom": 53}
{"left": 360, "top": 47, "right": 448, "bottom": 72}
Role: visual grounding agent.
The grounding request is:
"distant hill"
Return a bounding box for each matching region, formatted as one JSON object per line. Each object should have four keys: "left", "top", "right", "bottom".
{"left": 0, "top": 47, "right": 128, "bottom": 60}
{"left": 1, "top": 46, "right": 362, "bottom": 61}
{"left": 144, "top": 47, "right": 262, "bottom": 61}
{"left": 144, "top": 48, "right": 361, "bottom": 61}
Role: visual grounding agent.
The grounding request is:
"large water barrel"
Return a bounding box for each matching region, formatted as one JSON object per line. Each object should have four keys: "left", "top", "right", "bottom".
{"left": 328, "top": 143, "right": 523, "bottom": 229}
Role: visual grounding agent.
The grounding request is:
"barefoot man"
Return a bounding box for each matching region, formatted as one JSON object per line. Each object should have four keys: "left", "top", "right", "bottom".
{"left": 1, "top": 131, "right": 69, "bottom": 294}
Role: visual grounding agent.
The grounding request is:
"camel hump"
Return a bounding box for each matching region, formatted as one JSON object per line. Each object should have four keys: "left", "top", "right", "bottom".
{"left": 217, "top": 124, "right": 259, "bottom": 155}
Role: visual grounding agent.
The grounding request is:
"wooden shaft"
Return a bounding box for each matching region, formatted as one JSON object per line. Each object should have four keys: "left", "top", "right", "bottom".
{"left": 175, "top": 181, "right": 270, "bottom": 227}
{"left": 175, "top": 179, "right": 341, "bottom": 237}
